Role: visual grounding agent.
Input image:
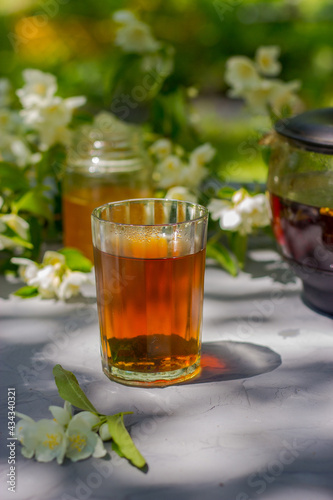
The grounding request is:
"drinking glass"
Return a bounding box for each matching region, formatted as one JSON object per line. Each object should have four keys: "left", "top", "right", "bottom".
{"left": 91, "top": 198, "right": 208, "bottom": 386}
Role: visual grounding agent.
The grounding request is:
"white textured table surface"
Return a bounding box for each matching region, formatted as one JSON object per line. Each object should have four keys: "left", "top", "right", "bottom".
{"left": 1, "top": 252, "right": 333, "bottom": 500}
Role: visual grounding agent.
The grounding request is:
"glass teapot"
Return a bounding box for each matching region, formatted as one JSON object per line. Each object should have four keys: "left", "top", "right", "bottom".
{"left": 267, "top": 108, "right": 333, "bottom": 315}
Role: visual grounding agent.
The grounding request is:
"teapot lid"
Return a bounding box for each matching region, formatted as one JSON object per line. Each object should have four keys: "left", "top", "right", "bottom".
{"left": 275, "top": 107, "right": 333, "bottom": 154}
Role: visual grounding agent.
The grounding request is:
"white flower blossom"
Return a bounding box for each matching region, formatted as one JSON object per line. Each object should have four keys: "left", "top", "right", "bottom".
{"left": 21, "top": 95, "right": 86, "bottom": 151}
{"left": 208, "top": 189, "right": 270, "bottom": 235}
{"left": 12, "top": 250, "right": 93, "bottom": 301}
{"left": 16, "top": 413, "right": 67, "bottom": 464}
{"left": 236, "top": 194, "right": 270, "bottom": 233}
{"left": 1, "top": 213, "right": 29, "bottom": 240}
{"left": 240, "top": 78, "right": 302, "bottom": 117}
{"left": 42, "top": 250, "right": 66, "bottom": 267}
{"left": 155, "top": 154, "right": 184, "bottom": 189}
{"left": 57, "top": 271, "right": 94, "bottom": 301}
{"left": 29, "top": 265, "right": 63, "bottom": 299}
{"left": 0, "top": 78, "right": 12, "bottom": 107}
{"left": 255, "top": 46, "right": 281, "bottom": 77}
{"left": 11, "top": 257, "right": 39, "bottom": 282}
{"left": 0, "top": 215, "right": 30, "bottom": 251}
{"left": 34, "top": 419, "right": 67, "bottom": 464}
{"left": 113, "top": 10, "right": 160, "bottom": 54}
{"left": 242, "top": 79, "right": 276, "bottom": 114}
{"left": 225, "top": 56, "right": 260, "bottom": 94}
{"left": 180, "top": 162, "right": 208, "bottom": 189}
{"left": 0, "top": 234, "right": 27, "bottom": 251}
{"left": 0, "top": 214, "right": 29, "bottom": 240}
{"left": 16, "top": 405, "right": 106, "bottom": 464}
{"left": 16, "top": 69, "right": 57, "bottom": 108}
{"left": 15, "top": 413, "right": 38, "bottom": 459}
{"left": 49, "top": 401, "right": 72, "bottom": 426}
{"left": 13, "top": 251, "right": 65, "bottom": 298}
{"left": 0, "top": 108, "right": 22, "bottom": 133}
{"left": 66, "top": 412, "right": 106, "bottom": 462}
{"left": 0, "top": 131, "right": 35, "bottom": 167}
{"left": 113, "top": 10, "right": 137, "bottom": 24}
{"left": 268, "top": 80, "right": 303, "bottom": 116}
{"left": 165, "top": 186, "right": 197, "bottom": 203}
{"left": 149, "top": 138, "right": 172, "bottom": 160}
{"left": 189, "top": 143, "right": 216, "bottom": 167}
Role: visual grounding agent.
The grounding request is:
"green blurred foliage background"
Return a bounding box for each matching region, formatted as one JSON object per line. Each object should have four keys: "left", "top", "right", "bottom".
{"left": 1, "top": 0, "right": 333, "bottom": 183}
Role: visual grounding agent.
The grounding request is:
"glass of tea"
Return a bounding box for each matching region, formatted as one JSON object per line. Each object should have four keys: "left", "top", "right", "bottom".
{"left": 91, "top": 198, "right": 208, "bottom": 386}
{"left": 267, "top": 108, "right": 333, "bottom": 315}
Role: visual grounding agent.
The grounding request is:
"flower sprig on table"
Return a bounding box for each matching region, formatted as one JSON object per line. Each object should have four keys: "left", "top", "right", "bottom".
{"left": 11, "top": 248, "right": 94, "bottom": 300}
{"left": 16, "top": 365, "right": 146, "bottom": 469}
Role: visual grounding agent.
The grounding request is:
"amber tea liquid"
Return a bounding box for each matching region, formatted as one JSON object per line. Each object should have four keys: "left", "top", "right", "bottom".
{"left": 94, "top": 247, "right": 206, "bottom": 385}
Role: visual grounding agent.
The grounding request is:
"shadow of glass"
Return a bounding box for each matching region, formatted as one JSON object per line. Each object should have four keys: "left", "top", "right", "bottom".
{"left": 185, "top": 340, "right": 281, "bottom": 385}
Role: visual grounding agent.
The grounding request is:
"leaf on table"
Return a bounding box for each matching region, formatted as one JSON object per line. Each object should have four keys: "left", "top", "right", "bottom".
{"left": 58, "top": 247, "right": 93, "bottom": 272}
{"left": 206, "top": 241, "right": 238, "bottom": 276}
{"left": 53, "top": 364, "right": 97, "bottom": 413}
{"left": 107, "top": 413, "right": 146, "bottom": 470}
{"left": 13, "top": 285, "right": 39, "bottom": 298}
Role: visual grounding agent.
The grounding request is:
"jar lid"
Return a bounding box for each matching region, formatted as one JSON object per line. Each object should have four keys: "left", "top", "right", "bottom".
{"left": 275, "top": 107, "right": 333, "bottom": 154}
{"left": 67, "top": 112, "right": 145, "bottom": 172}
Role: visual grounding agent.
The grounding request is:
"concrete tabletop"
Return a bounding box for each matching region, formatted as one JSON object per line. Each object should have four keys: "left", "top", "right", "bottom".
{"left": 1, "top": 251, "right": 333, "bottom": 500}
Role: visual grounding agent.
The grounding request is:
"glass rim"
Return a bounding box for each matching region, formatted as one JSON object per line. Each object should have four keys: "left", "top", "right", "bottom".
{"left": 91, "top": 198, "right": 209, "bottom": 228}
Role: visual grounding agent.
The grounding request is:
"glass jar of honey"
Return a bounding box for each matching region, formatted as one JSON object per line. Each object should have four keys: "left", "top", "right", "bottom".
{"left": 62, "top": 115, "right": 152, "bottom": 261}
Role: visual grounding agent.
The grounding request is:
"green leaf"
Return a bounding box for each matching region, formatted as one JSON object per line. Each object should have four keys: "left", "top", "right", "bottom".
{"left": 0, "top": 163, "right": 29, "bottom": 193}
{"left": 58, "top": 248, "right": 93, "bottom": 272}
{"left": 13, "top": 189, "right": 53, "bottom": 221}
{"left": 53, "top": 364, "right": 98, "bottom": 413}
{"left": 217, "top": 186, "right": 236, "bottom": 199}
{"left": 228, "top": 232, "right": 248, "bottom": 268}
{"left": 107, "top": 413, "right": 146, "bottom": 469}
{"left": 206, "top": 241, "right": 238, "bottom": 277}
{"left": 0, "top": 228, "right": 33, "bottom": 249}
{"left": 13, "top": 286, "right": 39, "bottom": 298}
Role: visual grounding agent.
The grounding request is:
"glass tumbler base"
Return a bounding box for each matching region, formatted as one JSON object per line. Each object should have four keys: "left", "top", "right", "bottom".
{"left": 102, "top": 359, "right": 201, "bottom": 387}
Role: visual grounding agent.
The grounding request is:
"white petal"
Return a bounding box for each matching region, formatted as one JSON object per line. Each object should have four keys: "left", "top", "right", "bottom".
{"left": 15, "top": 419, "right": 37, "bottom": 454}
{"left": 49, "top": 405, "right": 71, "bottom": 426}
{"left": 21, "top": 447, "right": 35, "bottom": 459}
{"left": 165, "top": 186, "right": 197, "bottom": 203}
{"left": 15, "top": 411, "right": 35, "bottom": 422}
{"left": 92, "top": 435, "right": 107, "bottom": 458}
{"left": 64, "top": 96, "right": 86, "bottom": 109}
{"left": 69, "top": 412, "right": 100, "bottom": 430}
{"left": 207, "top": 199, "right": 230, "bottom": 220}
{"left": 113, "top": 10, "right": 137, "bottom": 23}
{"left": 42, "top": 251, "right": 66, "bottom": 266}
{"left": 220, "top": 209, "right": 242, "bottom": 231}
